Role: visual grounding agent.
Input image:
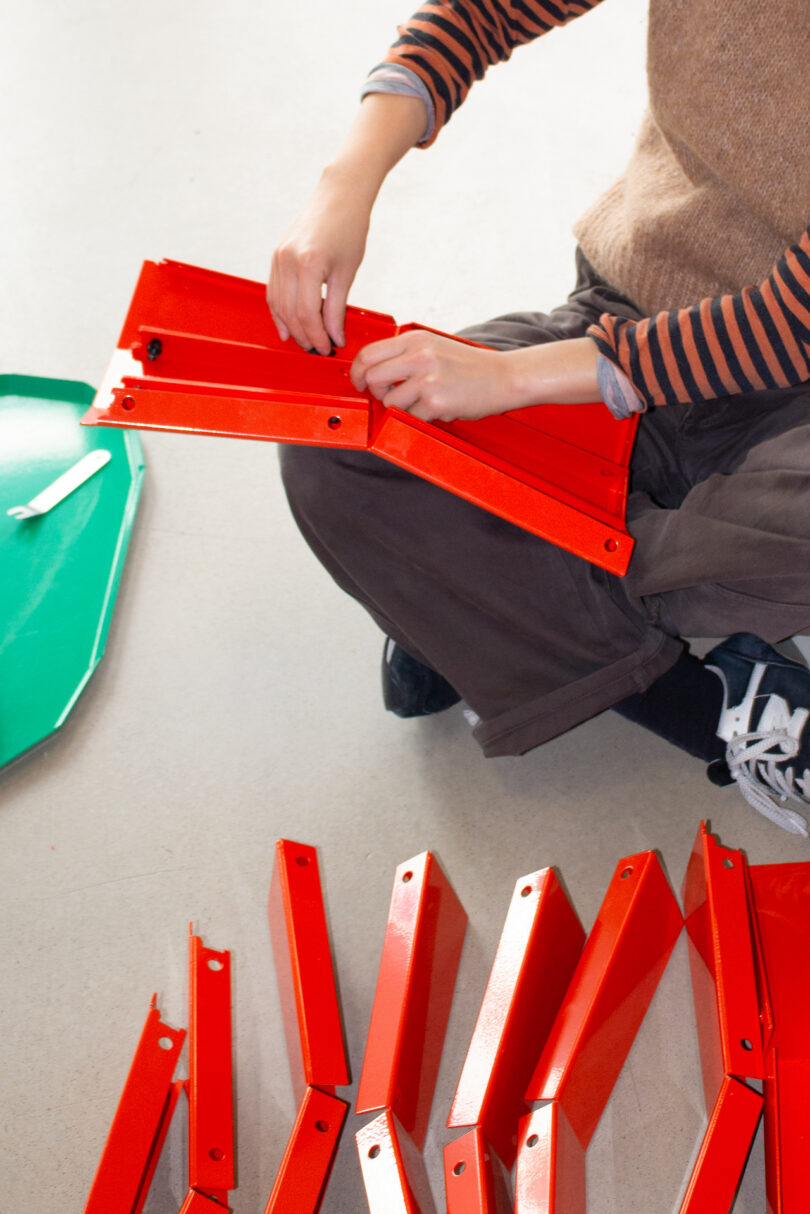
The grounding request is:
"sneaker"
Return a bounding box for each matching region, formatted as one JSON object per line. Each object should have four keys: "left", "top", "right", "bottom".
{"left": 382, "top": 638, "right": 461, "bottom": 719}
{"left": 705, "top": 633, "right": 810, "bottom": 836}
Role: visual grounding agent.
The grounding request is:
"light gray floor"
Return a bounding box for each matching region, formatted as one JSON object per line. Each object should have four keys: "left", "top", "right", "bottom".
{"left": 2, "top": 3, "right": 807, "bottom": 1211}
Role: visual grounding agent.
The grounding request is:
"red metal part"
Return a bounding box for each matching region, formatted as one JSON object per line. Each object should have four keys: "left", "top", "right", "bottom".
{"left": 355, "top": 851, "right": 467, "bottom": 1149}
{"left": 443, "top": 1128, "right": 512, "bottom": 1214}
{"left": 178, "top": 1191, "right": 230, "bottom": 1212}
{"left": 264, "top": 1085, "right": 349, "bottom": 1214}
{"left": 135, "top": 1079, "right": 185, "bottom": 1214}
{"left": 268, "top": 839, "right": 349, "bottom": 1103}
{"left": 513, "top": 1102, "right": 586, "bottom": 1214}
{"left": 447, "top": 868, "right": 584, "bottom": 1167}
{"left": 526, "top": 851, "right": 683, "bottom": 1148}
{"left": 356, "top": 1110, "right": 438, "bottom": 1214}
{"left": 676, "top": 1075, "right": 762, "bottom": 1213}
{"left": 84, "top": 998, "right": 185, "bottom": 1214}
{"left": 749, "top": 861, "right": 810, "bottom": 1213}
{"left": 83, "top": 259, "right": 638, "bottom": 575}
{"left": 188, "top": 931, "right": 234, "bottom": 1202}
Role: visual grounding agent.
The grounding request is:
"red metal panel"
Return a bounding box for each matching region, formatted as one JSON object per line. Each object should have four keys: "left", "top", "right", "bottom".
{"left": 133, "top": 1080, "right": 185, "bottom": 1214}
{"left": 83, "top": 258, "right": 639, "bottom": 575}
{"left": 443, "top": 1128, "right": 512, "bottom": 1214}
{"left": 513, "top": 1102, "right": 586, "bottom": 1214}
{"left": 84, "top": 999, "right": 185, "bottom": 1214}
{"left": 188, "top": 931, "right": 234, "bottom": 1200}
{"left": 268, "top": 840, "right": 349, "bottom": 1103}
{"left": 749, "top": 862, "right": 810, "bottom": 1213}
{"left": 447, "top": 868, "right": 585, "bottom": 1167}
{"left": 526, "top": 851, "right": 683, "bottom": 1148}
{"left": 355, "top": 851, "right": 467, "bottom": 1149}
{"left": 676, "top": 1075, "right": 762, "bottom": 1213}
{"left": 356, "top": 1111, "right": 438, "bottom": 1214}
{"left": 682, "top": 823, "right": 764, "bottom": 1087}
{"left": 264, "top": 1086, "right": 349, "bottom": 1214}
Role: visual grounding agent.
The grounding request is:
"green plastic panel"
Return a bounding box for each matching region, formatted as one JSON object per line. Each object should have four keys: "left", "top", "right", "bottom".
{"left": 0, "top": 375, "right": 144, "bottom": 767}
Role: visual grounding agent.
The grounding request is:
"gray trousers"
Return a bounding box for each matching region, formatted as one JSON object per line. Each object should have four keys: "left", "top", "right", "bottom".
{"left": 280, "top": 254, "right": 810, "bottom": 756}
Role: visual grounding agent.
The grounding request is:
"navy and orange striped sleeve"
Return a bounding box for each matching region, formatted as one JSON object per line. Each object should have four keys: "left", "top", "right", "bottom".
{"left": 376, "top": 0, "right": 605, "bottom": 143}
{"left": 589, "top": 226, "right": 810, "bottom": 409}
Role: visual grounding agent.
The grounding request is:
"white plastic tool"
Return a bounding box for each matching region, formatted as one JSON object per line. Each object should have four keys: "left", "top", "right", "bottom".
{"left": 7, "top": 449, "right": 112, "bottom": 519}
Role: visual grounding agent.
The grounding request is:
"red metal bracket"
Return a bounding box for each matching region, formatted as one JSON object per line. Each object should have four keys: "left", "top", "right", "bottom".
{"left": 749, "top": 860, "right": 810, "bottom": 1213}
{"left": 526, "top": 851, "right": 683, "bottom": 1148}
{"left": 355, "top": 851, "right": 467, "bottom": 1149}
{"left": 83, "top": 259, "right": 638, "bottom": 574}
{"left": 268, "top": 839, "right": 349, "bottom": 1102}
{"left": 356, "top": 1111, "right": 438, "bottom": 1214}
{"left": 264, "top": 1085, "right": 349, "bottom": 1214}
{"left": 188, "top": 931, "right": 234, "bottom": 1204}
{"left": 513, "top": 1102, "right": 586, "bottom": 1214}
{"left": 83, "top": 998, "right": 185, "bottom": 1214}
{"left": 443, "top": 1127, "right": 512, "bottom": 1214}
{"left": 447, "top": 867, "right": 584, "bottom": 1168}
{"left": 178, "top": 1190, "right": 230, "bottom": 1212}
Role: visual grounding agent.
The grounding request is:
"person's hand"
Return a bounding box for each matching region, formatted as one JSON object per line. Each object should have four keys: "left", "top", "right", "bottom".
{"left": 268, "top": 173, "right": 371, "bottom": 355}
{"left": 350, "top": 330, "right": 520, "bottom": 423}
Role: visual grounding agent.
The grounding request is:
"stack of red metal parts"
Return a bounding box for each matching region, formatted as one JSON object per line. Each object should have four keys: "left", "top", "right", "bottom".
{"left": 83, "top": 824, "right": 810, "bottom": 1212}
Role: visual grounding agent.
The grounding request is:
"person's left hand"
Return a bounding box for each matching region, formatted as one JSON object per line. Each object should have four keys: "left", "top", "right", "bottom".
{"left": 350, "top": 330, "right": 517, "bottom": 423}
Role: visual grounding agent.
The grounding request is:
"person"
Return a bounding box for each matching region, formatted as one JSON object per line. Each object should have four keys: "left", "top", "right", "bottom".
{"left": 268, "top": 0, "right": 810, "bottom": 835}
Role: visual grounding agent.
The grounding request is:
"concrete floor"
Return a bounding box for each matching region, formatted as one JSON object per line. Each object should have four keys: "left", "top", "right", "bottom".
{"left": 2, "top": 2, "right": 807, "bottom": 1210}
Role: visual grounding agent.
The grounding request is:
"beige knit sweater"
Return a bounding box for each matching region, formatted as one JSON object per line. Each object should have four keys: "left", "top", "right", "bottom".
{"left": 574, "top": 0, "right": 810, "bottom": 314}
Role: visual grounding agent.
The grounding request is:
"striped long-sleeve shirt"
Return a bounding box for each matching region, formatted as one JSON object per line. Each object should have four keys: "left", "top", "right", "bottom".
{"left": 368, "top": 0, "right": 810, "bottom": 412}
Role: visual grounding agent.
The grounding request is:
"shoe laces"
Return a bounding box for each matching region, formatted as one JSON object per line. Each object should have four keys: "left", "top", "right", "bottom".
{"left": 726, "top": 728, "right": 809, "bottom": 836}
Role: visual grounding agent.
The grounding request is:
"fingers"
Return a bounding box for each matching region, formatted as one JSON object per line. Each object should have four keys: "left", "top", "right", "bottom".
{"left": 268, "top": 246, "right": 334, "bottom": 355}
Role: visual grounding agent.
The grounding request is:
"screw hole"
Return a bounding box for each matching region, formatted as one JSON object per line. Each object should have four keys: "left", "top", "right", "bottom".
{"left": 604, "top": 539, "right": 619, "bottom": 552}
{"left": 621, "top": 866, "right": 633, "bottom": 879}
{"left": 315, "top": 1120, "right": 330, "bottom": 1133}
{"left": 520, "top": 885, "right": 532, "bottom": 898}
{"left": 527, "top": 1134, "right": 539, "bottom": 1149}
{"left": 158, "top": 1036, "right": 174, "bottom": 1051}
{"left": 328, "top": 416, "right": 342, "bottom": 430}
{"left": 402, "top": 871, "right": 413, "bottom": 883}
{"left": 295, "top": 855, "right": 310, "bottom": 867}
{"left": 207, "top": 958, "right": 224, "bottom": 971}
{"left": 121, "top": 395, "right": 135, "bottom": 411}
{"left": 723, "top": 857, "right": 734, "bottom": 869}
{"left": 368, "top": 1145, "right": 381, "bottom": 1159}
{"left": 209, "top": 1147, "right": 225, "bottom": 1162}
{"left": 741, "top": 1038, "right": 753, "bottom": 1051}
{"left": 453, "top": 1162, "right": 466, "bottom": 1176}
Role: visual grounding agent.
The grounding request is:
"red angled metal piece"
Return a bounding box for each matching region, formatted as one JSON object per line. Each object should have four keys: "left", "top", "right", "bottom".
{"left": 178, "top": 1190, "right": 230, "bottom": 1212}
{"left": 83, "top": 259, "right": 638, "bottom": 575}
{"left": 513, "top": 1102, "right": 586, "bottom": 1214}
{"left": 443, "top": 1128, "right": 512, "bottom": 1214}
{"left": 84, "top": 999, "right": 185, "bottom": 1214}
{"left": 749, "top": 861, "right": 810, "bottom": 1213}
{"left": 135, "top": 1079, "right": 186, "bottom": 1214}
{"left": 526, "top": 851, "right": 683, "bottom": 1148}
{"left": 264, "top": 1085, "right": 349, "bottom": 1214}
{"left": 676, "top": 1075, "right": 762, "bottom": 1213}
{"left": 448, "top": 868, "right": 584, "bottom": 1168}
{"left": 268, "top": 839, "right": 349, "bottom": 1103}
{"left": 356, "top": 1110, "right": 438, "bottom": 1214}
{"left": 355, "top": 851, "right": 467, "bottom": 1149}
{"left": 188, "top": 931, "right": 234, "bottom": 1201}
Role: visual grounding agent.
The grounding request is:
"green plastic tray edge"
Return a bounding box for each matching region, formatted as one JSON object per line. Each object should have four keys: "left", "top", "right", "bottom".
{"left": 1, "top": 373, "right": 146, "bottom": 732}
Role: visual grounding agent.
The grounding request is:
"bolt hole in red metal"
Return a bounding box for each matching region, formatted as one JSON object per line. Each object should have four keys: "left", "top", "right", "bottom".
{"left": 520, "top": 885, "right": 532, "bottom": 898}
{"left": 741, "top": 1038, "right": 753, "bottom": 1051}
{"left": 453, "top": 1162, "right": 466, "bottom": 1176}
{"left": 621, "top": 866, "right": 633, "bottom": 879}
{"left": 368, "top": 1146, "right": 381, "bottom": 1159}
{"left": 723, "top": 858, "right": 735, "bottom": 869}
{"left": 314, "top": 1120, "right": 330, "bottom": 1133}
{"left": 207, "top": 959, "right": 224, "bottom": 972}
{"left": 526, "top": 1134, "right": 539, "bottom": 1149}
{"left": 121, "top": 395, "right": 135, "bottom": 411}
{"left": 294, "top": 855, "right": 310, "bottom": 866}
{"left": 209, "top": 1148, "right": 225, "bottom": 1162}
{"left": 158, "top": 1037, "right": 174, "bottom": 1051}
{"left": 401, "top": 871, "right": 413, "bottom": 883}
{"left": 327, "top": 416, "right": 341, "bottom": 430}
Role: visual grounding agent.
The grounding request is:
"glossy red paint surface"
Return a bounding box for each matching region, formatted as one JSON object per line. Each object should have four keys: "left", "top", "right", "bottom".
{"left": 443, "top": 1127, "right": 512, "bottom": 1214}
{"left": 84, "top": 259, "right": 639, "bottom": 574}
{"left": 264, "top": 1086, "right": 349, "bottom": 1214}
{"left": 188, "top": 932, "right": 234, "bottom": 1200}
{"left": 356, "top": 1110, "right": 438, "bottom": 1214}
{"left": 513, "top": 1102, "right": 586, "bottom": 1214}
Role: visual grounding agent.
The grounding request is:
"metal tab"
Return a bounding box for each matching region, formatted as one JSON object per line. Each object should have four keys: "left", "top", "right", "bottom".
{"left": 356, "top": 1111, "right": 438, "bottom": 1214}
{"left": 443, "top": 1128, "right": 512, "bottom": 1214}
{"left": 355, "top": 851, "right": 467, "bottom": 1149}
{"left": 83, "top": 999, "right": 185, "bottom": 1214}
{"left": 268, "top": 839, "right": 349, "bottom": 1103}
{"left": 448, "top": 868, "right": 584, "bottom": 1167}
{"left": 513, "top": 1102, "right": 586, "bottom": 1214}
{"left": 526, "top": 851, "right": 683, "bottom": 1147}
{"left": 188, "top": 931, "right": 234, "bottom": 1200}
{"left": 264, "top": 1086, "right": 348, "bottom": 1214}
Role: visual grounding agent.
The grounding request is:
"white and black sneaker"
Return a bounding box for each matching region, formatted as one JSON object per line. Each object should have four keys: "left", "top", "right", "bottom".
{"left": 705, "top": 633, "right": 810, "bottom": 836}
{"left": 382, "top": 638, "right": 461, "bottom": 719}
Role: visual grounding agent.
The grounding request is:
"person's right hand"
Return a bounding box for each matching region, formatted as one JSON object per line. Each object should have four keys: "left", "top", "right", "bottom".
{"left": 267, "top": 172, "right": 371, "bottom": 356}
